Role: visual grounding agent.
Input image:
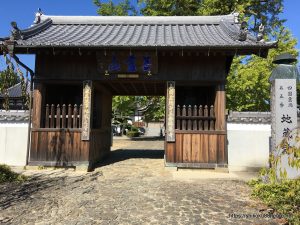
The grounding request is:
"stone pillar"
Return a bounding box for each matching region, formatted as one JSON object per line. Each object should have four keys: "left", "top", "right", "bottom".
{"left": 81, "top": 80, "right": 92, "bottom": 141}
{"left": 270, "top": 53, "right": 300, "bottom": 179}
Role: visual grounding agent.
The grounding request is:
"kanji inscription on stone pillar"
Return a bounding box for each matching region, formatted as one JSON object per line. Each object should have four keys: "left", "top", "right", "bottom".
{"left": 166, "top": 81, "right": 175, "bottom": 142}
{"left": 271, "top": 79, "right": 297, "bottom": 150}
{"left": 81, "top": 80, "right": 92, "bottom": 141}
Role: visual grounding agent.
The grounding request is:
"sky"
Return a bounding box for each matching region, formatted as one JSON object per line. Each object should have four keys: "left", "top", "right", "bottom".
{"left": 0, "top": 0, "right": 299, "bottom": 71}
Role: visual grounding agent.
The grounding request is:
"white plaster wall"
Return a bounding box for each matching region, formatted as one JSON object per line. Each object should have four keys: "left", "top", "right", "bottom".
{"left": 0, "top": 123, "right": 28, "bottom": 166}
{"left": 227, "top": 123, "right": 271, "bottom": 172}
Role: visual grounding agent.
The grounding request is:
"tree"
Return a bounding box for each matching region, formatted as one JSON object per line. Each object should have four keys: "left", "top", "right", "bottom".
{"left": 227, "top": 25, "right": 298, "bottom": 111}
{"left": 0, "top": 54, "right": 27, "bottom": 110}
{"left": 93, "top": 0, "right": 137, "bottom": 16}
{"left": 140, "top": 0, "right": 201, "bottom": 16}
{"left": 0, "top": 68, "right": 19, "bottom": 94}
{"left": 194, "top": 0, "right": 297, "bottom": 111}
{"left": 137, "top": 96, "right": 165, "bottom": 123}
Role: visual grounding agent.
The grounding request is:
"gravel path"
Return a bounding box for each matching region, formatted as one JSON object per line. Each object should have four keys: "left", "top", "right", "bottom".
{"left": 0, "top": 139, "right": 281, "bottom": 225}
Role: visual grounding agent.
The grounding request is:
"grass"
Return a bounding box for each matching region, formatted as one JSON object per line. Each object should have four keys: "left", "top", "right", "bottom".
{"left": 248, "top": 178, "right": 300, "bottom": 224}
{"left": 0, "top": 164, "right": 27, "bottom": 183}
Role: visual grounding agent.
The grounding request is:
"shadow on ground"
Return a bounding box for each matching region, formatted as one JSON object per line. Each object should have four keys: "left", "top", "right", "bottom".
{"left": 130, "top": 136, "right": 165, "bottom": 141}
{"left": 95, "top": 149, "right": 164, "bottom": 168}
{"left": 0, "top": 171, "right": 80, "bottom": 212}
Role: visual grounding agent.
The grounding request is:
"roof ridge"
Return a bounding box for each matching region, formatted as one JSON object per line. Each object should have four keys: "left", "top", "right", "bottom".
{"left": 40, "top": 14, "right": 235, "bottom": 25}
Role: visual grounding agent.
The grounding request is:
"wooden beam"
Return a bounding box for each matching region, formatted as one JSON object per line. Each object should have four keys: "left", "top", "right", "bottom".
{"left": 119, "top": 82, "right": 130, "bottom": 95}
{"left": 143, "top": 82, "right": 148, "bottom": 95}
{"left": 94, "top": 82, "right": 113, "bottom": 95}
{"left": 105, "top": 82, "right": 119, "bottom": 95}
{"left": 130, "top": 82, "right": 139, "bottom": 95}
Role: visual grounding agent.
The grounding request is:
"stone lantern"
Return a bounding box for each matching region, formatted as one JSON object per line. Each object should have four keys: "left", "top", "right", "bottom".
{"left": 270, "top": 53, "right": 300, "bottom": 179}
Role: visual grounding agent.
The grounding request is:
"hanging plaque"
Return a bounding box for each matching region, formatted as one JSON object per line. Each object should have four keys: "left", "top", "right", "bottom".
{"left": 96, "top": 51, "right": 158, "bottom": 75}
{"left": 81, "top": 80, "right": 92, "bottom": 141}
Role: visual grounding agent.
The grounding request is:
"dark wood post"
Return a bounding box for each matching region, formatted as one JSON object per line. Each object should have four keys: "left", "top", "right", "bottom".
{"left": 176, "top": 105, "right": 181, "bottom": 130}
{"left": 209, "top": 105, "right": 215, "bottom": 130}
{"left": 45, "top": 104, "right": 49, "bottom": 128}
{"left": 56, "top": 104, "right": 61, "bottom": 128}
{"left": 50, "top": 104, "right": 55, "bottom": 128}
{"left": 204, "top": 105, "right": 209, "bottom": 130}
{"left": 193, "top": 105, "right": 197, "bottom": 130}
{"left": 214, "top": 84, "right": 226, "bottom": 130}
{"left": 182, "top": 105, "right": 186, "bottom": 130}
{"left": 198, "top": 105, "right": 203, "bottom": 130}
{"left": 68, "top": 104, "right": 72, "bottom": 128}
{"left": 32, "top": 83, "right": 44, "bottom": 128}
{"left": 187, "top": 105, "right": 192, "bottom": 130}
{"left": 62, "top": 104, "right": 66, "bottom": 128}
{"left": 73, "top": 104, "right": 78, "bottom": 128}
{"left": 79, "top": 104, "right": 83, "bottom": 128}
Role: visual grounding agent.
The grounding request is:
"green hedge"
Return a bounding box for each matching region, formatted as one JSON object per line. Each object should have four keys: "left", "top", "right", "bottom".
{"left": 249, "top": 178, "right": 300, "bottom": 224}
{"left": 0, "top": 164, "right": 27, "bottom": 183}
{"left": 127, "top": 130, "right": 140, "bottom": 138}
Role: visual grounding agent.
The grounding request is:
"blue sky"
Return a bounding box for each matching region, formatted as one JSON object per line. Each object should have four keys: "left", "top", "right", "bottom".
{"left": 0, "top": 0, "right": 299, "bottom": 71}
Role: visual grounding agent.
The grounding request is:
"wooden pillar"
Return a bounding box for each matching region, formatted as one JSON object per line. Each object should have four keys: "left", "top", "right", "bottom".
{"left": 32, "top": 82, "right": 44, "bottom": 128}
{"left": 214, "top": 83, "right": 227, "bottom": 165}
{"left": 81, "top": 80, "right": 93, "bottom": 141}
{"left": 214, "top": 84, "right": 226, "bottom": 130}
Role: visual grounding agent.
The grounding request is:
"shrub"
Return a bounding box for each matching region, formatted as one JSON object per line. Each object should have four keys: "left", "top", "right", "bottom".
{"left": 126, "top": 126, "right": 140, "bottom": 138}
{"left": 248, "top": 177, "right": 300, "bottom": 224}
{"left": 0, "top": 164, "right": 27, "bottom": 183}
{"left": 126, "top": 130, "right": 140, "bottom": 138}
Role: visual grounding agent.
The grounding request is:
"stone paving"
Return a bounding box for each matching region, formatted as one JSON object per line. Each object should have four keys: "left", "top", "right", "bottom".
{"left": 0, "top": 138, "right": 283, "bottom": 225}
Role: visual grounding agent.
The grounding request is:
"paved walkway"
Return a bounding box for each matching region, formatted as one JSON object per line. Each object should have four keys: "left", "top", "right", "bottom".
{"left": 0, "top": 138, "right": 282, "bottom": 224}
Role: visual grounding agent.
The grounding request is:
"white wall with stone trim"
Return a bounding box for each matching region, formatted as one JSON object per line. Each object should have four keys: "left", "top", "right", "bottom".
{"left": 0, "top": 123, "right": 28, "bottom": 166}
{"left": 227, "top": 123, "right": 271, "bottom": 172}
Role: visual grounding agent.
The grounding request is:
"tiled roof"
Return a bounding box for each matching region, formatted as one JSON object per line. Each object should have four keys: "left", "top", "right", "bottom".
{"left": 8, "top": 14, "right": 275, "bottom": 49}
{"left": 0, "top": 82, "right": 30, "bottom": 98}
{"left": 227, "top": 111, "right": 271, "bottom": 124}
{"left": 0, "top": 110, "right": 29, "bottom": 123}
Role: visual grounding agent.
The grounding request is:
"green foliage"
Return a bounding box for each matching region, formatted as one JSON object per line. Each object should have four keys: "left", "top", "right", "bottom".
{"left": 227, "top": 23, "right": 298, "bottom": 111}
{"left": 112, "top": 96, "right": 136, "bottom": 118}
{"left": 0, "top": 69, "right": 19, "bottom": 93}
{"left": 0, "top": 68, "right": 20, "bottom": 110}
{"left": 127, "top": 126, "right": 140, "bottom": 137}
{"left": 137, "top": 96, "right": 165, "bottom": 123}
{"left": 139, "top": 0, "right": 201, "bottom": 16}
{"left": 198, "top": 0, "right": 285, "bottom": 35}
{"left": 248, "top": 127, "right": 300, "bottom": 224}
{"left": 93, "top": 0, "right": 137, "bottom": 16}
{"left": 112, "top": 96, "right": 165, "bottom": 124}
{"left": 248, "top": 178, "right": 300, "bottom": 224}
{"left": 1, "top": 54, "right": 29, "bottom": 110}
{"left": 0, "top": 164, "right": 27, "bottom": 183}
